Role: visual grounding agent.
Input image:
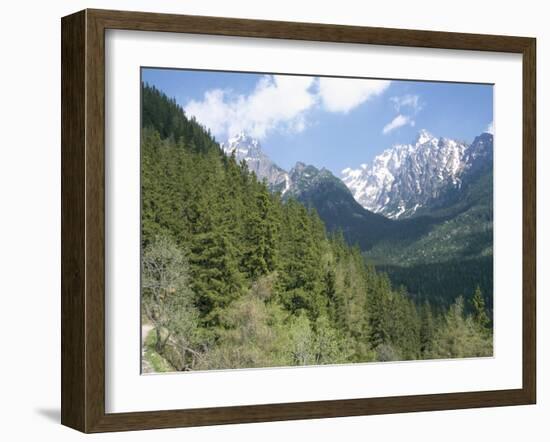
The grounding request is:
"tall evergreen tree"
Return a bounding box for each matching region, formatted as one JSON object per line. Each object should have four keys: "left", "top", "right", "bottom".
{"left": 242, "top": 183, "right": 279, "bottom": 279}
{"left": 472, "top": 285, "right": 490, "bottom": 329}
{"left": 419, "top": 301, "right": 435, "bottom": 356}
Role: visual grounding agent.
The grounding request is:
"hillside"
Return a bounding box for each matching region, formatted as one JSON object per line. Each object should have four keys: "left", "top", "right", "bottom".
{"left": 283, "top": 162, "right": 391, "bottom": 250}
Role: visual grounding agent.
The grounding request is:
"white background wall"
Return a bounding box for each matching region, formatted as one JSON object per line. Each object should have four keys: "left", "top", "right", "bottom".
{"left": 0, "top": 0, "right": 547, "bottom": 440}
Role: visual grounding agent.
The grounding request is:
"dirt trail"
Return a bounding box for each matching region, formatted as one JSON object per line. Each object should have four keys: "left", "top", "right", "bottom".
{"left": 141, "top": 323, "right": 155, "bottom": 374}
{"left": 141, "top": 323, "right": 154, "bottom": 347}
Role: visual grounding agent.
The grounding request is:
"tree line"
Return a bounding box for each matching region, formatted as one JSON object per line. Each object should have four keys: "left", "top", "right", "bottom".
{"left": 140, "top": 83, "right": 492, "bottom": 372}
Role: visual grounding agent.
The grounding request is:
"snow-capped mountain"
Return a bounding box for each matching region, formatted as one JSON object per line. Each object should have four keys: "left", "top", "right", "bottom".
{"left": 222, "top": 129, "right": 493, "bottom": 221}
{"left": 221, "top": 132, "right": 290, "bottom": 194}
{"left": 221, "top": 132, "right": 352, "bottom": 201}
{"left": 341, "top": 130, "right": 493, "bottom": 219}
{"left": 221, "top": 132, "right": 350, "bottom": 200}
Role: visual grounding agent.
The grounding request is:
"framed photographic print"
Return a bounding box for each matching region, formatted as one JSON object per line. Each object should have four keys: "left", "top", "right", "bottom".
{"left": 61, "top": 9, "right": 536, "bottom": 433}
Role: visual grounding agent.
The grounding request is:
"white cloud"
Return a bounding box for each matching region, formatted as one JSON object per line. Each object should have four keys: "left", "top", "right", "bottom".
{"left": 382, "top": 114, "right": 414, "bottom": 134}
{"left": 390, "top": 94, "right": 422, "bottom": 113}
{"left": 185, "top": 75, "right": 391, "bottom": 140}
{"left": 185, "top": 75, "right": 317, "bottom": 140}
{"left": 184, "top": 89, "right": 232, "bottom": 137}
{"left": 317, "top": 78, "right": 391, "bottom": 113}
{"left": 486, "top": 121, "right": 494, "bottom": 134}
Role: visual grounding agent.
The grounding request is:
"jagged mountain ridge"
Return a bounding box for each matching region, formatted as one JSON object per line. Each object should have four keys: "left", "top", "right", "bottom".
{"left": 219, "top": 130, "right": 493, "bottom": 252}
{"left": 286, "top": 162, "right": 343, "bottom": 198}
{"left": 221, "top": 132, "right": 349, "bottom": 199}
{"left": 341, "top": 130, "right": 493, "bottom": 219}
{"left": 221, "top": 130, "right": 493, "bottom": 224}
{"left": 220, "top": 133, "right": 392, "bottom": 249}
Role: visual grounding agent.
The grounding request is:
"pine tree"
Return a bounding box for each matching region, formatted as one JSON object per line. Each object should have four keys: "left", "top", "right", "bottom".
{"left": 187, "top": 157, "right": 245, "bottom": 325}
{"left": 419, "top": 301, "right": 435, "bottom": 356}
{"left": 324, "top": 268, "right": 341, "bottom": 325}
{"left": 276, "top": 199, "right": 324, "bottom": 319}
{"left": 368, "top": 273, "right": 391, "bottom": 350}
{"left": 472, "top": 285, "right": 490, "bottom": 329}
{"left": 242, "top": 184, "right": 279, "bottom": 279}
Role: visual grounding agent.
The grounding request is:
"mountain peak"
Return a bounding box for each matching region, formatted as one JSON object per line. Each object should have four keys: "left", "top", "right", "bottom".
{"left": 226, "top": 130, "right": 260, "bottom": 149}
{"left": 415, "top": 129, "right": 436, "bottom": 145}
{"left": 341, "top": 132, "right": 488, "bottom": 219}
{"left": 291, "top": 161, "right": 322, "bottom": 174}
{"left": 476, "top": 132, "right": 494, "bottom": 142}
{"left": 221, "top": 132, "right": 289, "bottom": 193}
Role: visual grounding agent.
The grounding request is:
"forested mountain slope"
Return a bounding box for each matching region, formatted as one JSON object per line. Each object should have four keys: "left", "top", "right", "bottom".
{"left": 364, "top": 139, "right": 493, "bottom": 306}
{"left": 283, "top": 162, "right": 391, "bottom": 250}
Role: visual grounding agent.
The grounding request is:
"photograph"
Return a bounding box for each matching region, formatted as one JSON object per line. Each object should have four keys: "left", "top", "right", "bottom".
{"left": 140, "top": 68, "right": 494, "bottom": 373}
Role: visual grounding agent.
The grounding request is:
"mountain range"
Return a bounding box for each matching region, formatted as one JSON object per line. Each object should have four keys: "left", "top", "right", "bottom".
{"left": 341, "top": 130, "right": 493, "bottom": 219}
{"left": 222, "top": 129, "right": 493, "bottom": 305}
{"left": 221, "top": 130, "right": 492, "bottom": 223}
{"left": 222, "top": 132, "right": 390, "bottom": 249}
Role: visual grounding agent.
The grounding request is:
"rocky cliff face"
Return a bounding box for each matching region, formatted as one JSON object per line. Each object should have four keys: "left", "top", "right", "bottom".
{"left": 341, "top": 130, "right": 493, "bottom": 219}
{"left": 221, "top": 131, "right": 290, "bottom": 194}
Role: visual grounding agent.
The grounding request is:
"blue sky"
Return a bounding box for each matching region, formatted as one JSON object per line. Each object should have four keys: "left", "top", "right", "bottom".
{"left": 142, "top": 68, "right": 493, "bottom": 176}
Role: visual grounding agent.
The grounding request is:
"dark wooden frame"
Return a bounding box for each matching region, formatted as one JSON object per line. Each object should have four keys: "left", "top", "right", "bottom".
{"left": 61, "top": 8, "right": 536, "bottom": 433}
